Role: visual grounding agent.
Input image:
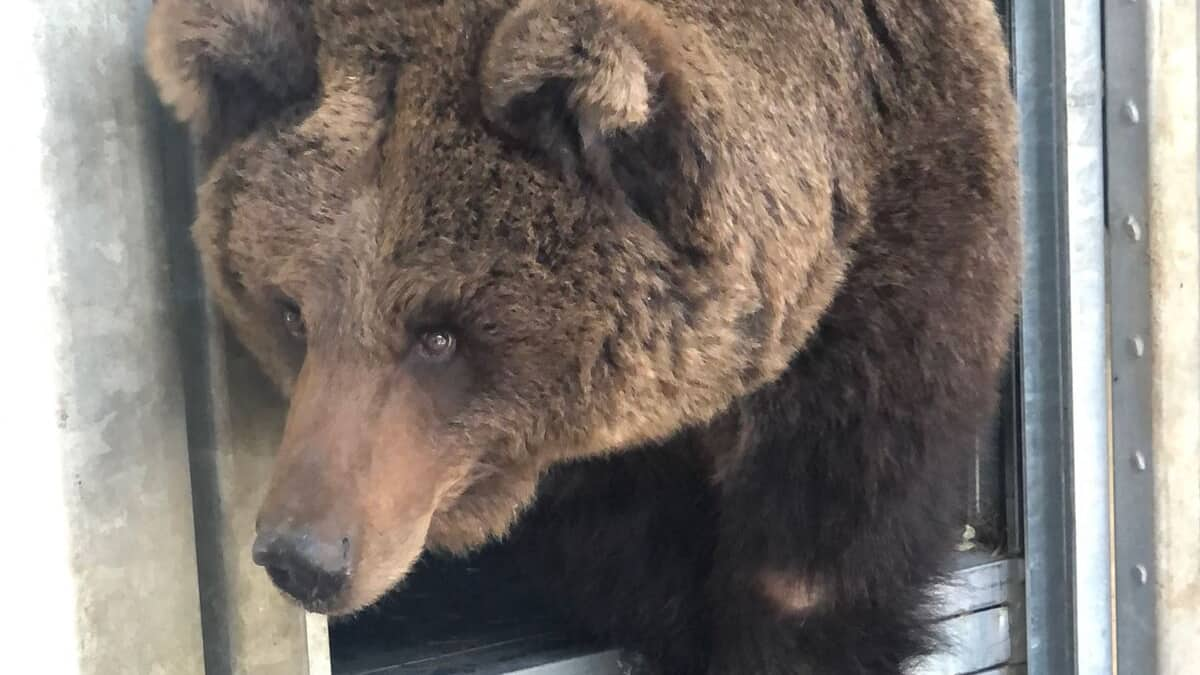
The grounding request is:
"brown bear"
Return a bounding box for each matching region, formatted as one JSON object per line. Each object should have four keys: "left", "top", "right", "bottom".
{"left": 146, "top": 0, "right": 1019, "bottom": 672}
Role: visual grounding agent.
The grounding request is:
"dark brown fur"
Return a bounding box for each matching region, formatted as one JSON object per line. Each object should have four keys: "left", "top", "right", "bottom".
{"left": 147, "top": 0, "right": 1019, "bottom": 671}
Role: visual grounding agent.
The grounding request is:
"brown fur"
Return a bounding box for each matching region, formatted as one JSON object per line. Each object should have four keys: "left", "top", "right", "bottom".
{"left": 148, "top": 0, "right": 1018, "bottom": 671}
{"left": 758, "top": 570, "right": 827, "bottom": 615}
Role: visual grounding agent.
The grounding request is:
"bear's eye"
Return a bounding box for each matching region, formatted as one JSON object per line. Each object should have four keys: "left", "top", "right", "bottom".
{"left": 417, "top": 329, "right": 457, "bottom": 362}
{"left": 279, "top": 299, "right": 306, "bottom": 340}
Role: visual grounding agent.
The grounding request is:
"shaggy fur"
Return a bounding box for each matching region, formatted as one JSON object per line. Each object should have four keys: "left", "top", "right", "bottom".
{"left": 147, "top": 0, "right": 1019, "bottom": 672}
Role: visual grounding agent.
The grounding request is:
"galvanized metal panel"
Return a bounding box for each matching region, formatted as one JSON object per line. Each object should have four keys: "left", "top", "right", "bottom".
{"left": 1106, "top": 1, "right": 1200, "bottom": 673}
{"left": 509, "top": 654, "right": 626, "bottom": 675}
{"left": 921, "top": 607, "right": 1013, "bottom": 675}
{"left": 1103, "top": 0, "right": 1158, "bottom": 672}
{"left": 1012, "top": 1, "right": 1115, "bottom": 673}
{"left": 1012, "top": 7, "right": 1076, "bottom": 673}
{"left": 930, "top": 557, "right": 1024, "bottom": 619}
{"left": 1104, "top": 2, "right": 1200, "bottom": 673}
{"left": 916, "top": 558, "right": 1023, "bottom": 675}
{"left": 974, "top": 667, "right": 1026, "bottom": 675}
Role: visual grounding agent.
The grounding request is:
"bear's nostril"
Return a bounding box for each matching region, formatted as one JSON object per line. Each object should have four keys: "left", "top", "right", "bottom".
{"left": 252, "top": 528, "right": 351, "bottom": 609}
{"left": 267, "top": 565, "right": 293, "bottom": 591}
{"left": 251, "top": 536, "right": 275, "bottom": 567}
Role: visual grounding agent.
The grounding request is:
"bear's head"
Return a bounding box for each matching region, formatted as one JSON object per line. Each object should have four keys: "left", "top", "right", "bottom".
{"left": 147, "top": 0, "right": 842, "bottom": 614}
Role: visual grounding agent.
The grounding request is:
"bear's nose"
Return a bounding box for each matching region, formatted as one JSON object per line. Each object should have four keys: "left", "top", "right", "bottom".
{"left": 252, "top": 528, "right": 350, "bottom": 609}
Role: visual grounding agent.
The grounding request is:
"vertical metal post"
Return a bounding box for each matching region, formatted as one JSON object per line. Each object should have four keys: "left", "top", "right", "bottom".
{"left": 1013, "top": 1, "right": 1115, "bottom": 674}
{"left": 0, "top": 1, "right": 207, "bottom": 673}
{"left": 1106, "top": 1, "right": 1200, "bottom": 673}
{"left": 1103, "top": 1, "right": 1155, "bottom": 672}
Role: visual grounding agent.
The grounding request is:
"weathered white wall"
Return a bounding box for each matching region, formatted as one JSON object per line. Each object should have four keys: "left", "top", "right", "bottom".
{"left": 0, "top": 2, "right": 330, "bottom": 673}
{"left": 1148, "top": 2, "right": 1200, "bottom": 672}
{"left": 0, "top": 1, "right": 206, "bottom": 673}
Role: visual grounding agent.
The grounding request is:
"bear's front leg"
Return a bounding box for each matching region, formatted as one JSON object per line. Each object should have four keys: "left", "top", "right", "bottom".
{"left": 701, "top": 373, "right": 967, "bottom": 674}
{"left": 704, "top": 503, "right": 947, "bottom": 673}
{"left": 705, "top": 569, "right": 935, "bottom": 675}
{"left": 508, "top": 435, "right": 718, "bottom": 674}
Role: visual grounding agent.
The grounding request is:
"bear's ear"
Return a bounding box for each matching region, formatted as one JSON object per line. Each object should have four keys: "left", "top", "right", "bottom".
{"left": 481, "top": 0, "right": 723, "bottom": 232}
{"left": 145, "top": 0, "right": 318, "bottom": 159}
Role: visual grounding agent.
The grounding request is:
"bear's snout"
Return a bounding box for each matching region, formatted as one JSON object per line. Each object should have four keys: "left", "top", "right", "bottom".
{"left": 252, "top": 352, "right": 468, "bottom": 614}
{"left": 252, "top": 525, "right": 351, "bottom": 610}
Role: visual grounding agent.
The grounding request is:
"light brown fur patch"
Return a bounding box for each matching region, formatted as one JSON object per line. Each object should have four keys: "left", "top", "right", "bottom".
{"left": 758, "top": 570, "right": 827, "bottom": 615}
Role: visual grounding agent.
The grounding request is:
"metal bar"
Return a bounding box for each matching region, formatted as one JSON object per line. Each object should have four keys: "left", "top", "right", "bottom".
{"left": 0, "top": 1, "right": 208, "bottom": 673}
{"left": 1056, "top": 1, "right": 1115, "bottom": 668}
{"left": 1102, "top": 0, "right": 1157, "bottom": 672}
{"left": 1012, "top": 1, "right": 1114, "bottom": 674}
{"left": 917, "top": 558, "right": 1025, "bottom": 675}
{"left": 508, "top": 654, "right": 625, "bottom": 675}
{"left": 929, "top": 558, "right": 1024, "bottom": 620}
{"left": 1011, "top": 1, "right": 1074, "bottom": 669}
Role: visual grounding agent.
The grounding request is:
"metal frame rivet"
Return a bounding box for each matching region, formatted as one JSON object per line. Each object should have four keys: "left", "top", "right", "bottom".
{"left": 1124, "top": 216, "right": 1142, "bottom": 241}
{"left": 1123, "top": 100, "right": 1141, "bottom": 124}
{"left": 1129, "top": 336, "right": 1145, "bottom": 357}
{"left": 1133, "top": 565, "right": 1149, "bottom": 585}
{"left": 1131, "top": 451, "right": 1147, "bottom": 471}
